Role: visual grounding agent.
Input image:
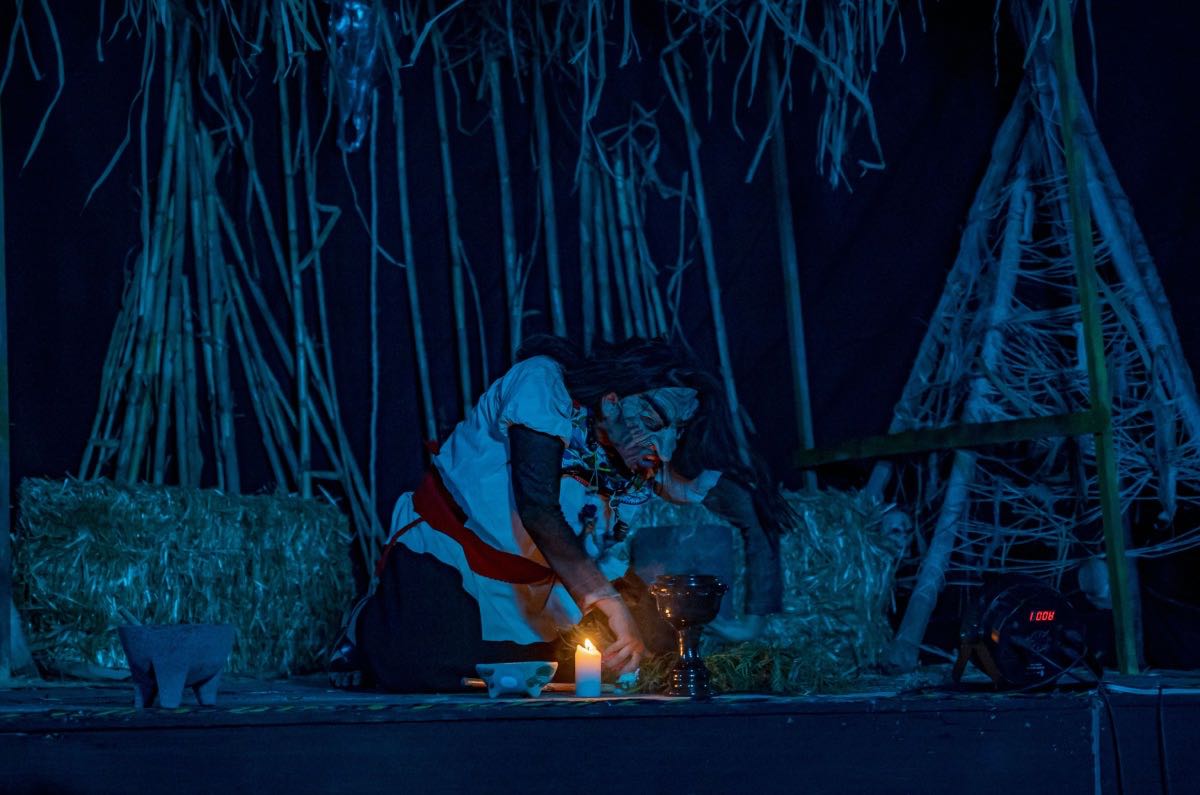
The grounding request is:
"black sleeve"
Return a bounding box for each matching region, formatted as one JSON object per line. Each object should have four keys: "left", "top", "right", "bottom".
{"left": 508, "top": 424, "right": 617, "bottom": 609}
{"left": 702, "top": 476, "right": 783, "bottom": 615}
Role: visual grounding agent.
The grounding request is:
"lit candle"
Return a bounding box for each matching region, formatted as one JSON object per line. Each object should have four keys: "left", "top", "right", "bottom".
{"left": 575, "top": 638, "right": 602, "bottom": 697}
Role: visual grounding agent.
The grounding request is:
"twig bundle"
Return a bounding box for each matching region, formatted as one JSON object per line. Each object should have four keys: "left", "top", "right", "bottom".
{"left": 13, "top": 478, "right": 352, "bottom": 675}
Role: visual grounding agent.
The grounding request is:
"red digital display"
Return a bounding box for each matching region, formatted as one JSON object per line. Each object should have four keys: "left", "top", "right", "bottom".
{"left": 1028, "top": 610, "right": 1056, "bottom": 622}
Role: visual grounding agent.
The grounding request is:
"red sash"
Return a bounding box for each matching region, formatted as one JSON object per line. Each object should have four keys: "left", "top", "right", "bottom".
{"left": 375, "top": 467, "right": 556, "bottom": 585}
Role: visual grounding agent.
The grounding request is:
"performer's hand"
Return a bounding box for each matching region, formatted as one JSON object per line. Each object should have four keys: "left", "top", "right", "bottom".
{"left": 595, "top": 596, "right": 645, "bottom": 675}
{"left": 707, "top": 614, "right": 766, "bottom": 643}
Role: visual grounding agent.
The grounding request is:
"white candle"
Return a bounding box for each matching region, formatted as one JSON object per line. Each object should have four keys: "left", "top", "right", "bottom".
{"left": 575, "top": 638, "right": 602, "bottom": 697}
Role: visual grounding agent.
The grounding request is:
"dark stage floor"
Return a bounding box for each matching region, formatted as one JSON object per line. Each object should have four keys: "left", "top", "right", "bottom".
{"left": 2, "top": 667, "right": 1197, "bottom": 794}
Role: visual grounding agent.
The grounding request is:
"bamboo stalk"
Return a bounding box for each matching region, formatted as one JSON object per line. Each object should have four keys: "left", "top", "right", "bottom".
{"left": 664, "top": 51, "right": 750, "bottom": 463}
{"left": 212, "top": 65, "right": 289, "bottom": 304}
{"left": 217, "top": 200, "right": 293, "bottom": 377}
{"left": 180, "top": 276, "right": 202, "bottom": 486}
{"left": 431, "top": 34, "right": 473, "bottom": 414}
{"left": 151, "top": 134, "right": 188, "bottom": 484}
{"left": 301, "top": 334, "right": 379, "bottom": 566}
{"left": 666, "top": 170, "right": 690, "bottom": 339}
{"left": 601, "top": 172, "right": 633, "bottom": 339}
{"left": 224, "top": 275, "right": 288, "bottom": 490}
{"left": 628, "top": 172, "right": 668, "bottom": 336}
{"left": 0, "top": 95, "right": 11, "bottom": 679}
{"left": 579, "top": 147, "right": 596, "bottom": 353}
{"left": 1024, "top": 56, "right": 1144, "bottom": 666}
{"left": 79, "top": 282, "right": 135, "bottom": 477}
{"left": 885, "top": 144, "right": 1031, "bottom": 673}
{"left": 369, "top": 88, "right": 380, "bottom": 523}
{"left": 591, "top": 159, "right": 614, "bottom": 343}
{"left": 381, "top": 24, "right": 436, "bottom": 444}
{"left": 170, "top": 121, "right": 191, "bottom": 485}
{"left": 532, "top": 36, "right": 566, "bottom": 337}
{"left": 767, "top": 53, "right": 817, "bottom": 493}
{"left": 275, "top": 7, "right": 309, "bottom": 498}
{"left": 186, "top": 122, "right": 221, "bottom": 489}
{"left": 613, "top": 154, "right": 647, "bottom": 337}
{"left": 201, "top": 129, "right": 239, "bottom": 493}
{"left": 1048, "top": 0, "right": 1137, "bottom": 673}
{"left": 487, "top": 54, "right": 522, "bottom": 360}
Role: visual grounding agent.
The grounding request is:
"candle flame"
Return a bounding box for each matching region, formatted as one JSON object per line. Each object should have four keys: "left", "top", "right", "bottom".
{"left": 579, "top": 638, "right": 599, "bottom": 654}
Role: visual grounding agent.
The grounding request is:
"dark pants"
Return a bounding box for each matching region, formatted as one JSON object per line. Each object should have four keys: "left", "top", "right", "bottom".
{"left": 356, "top": 545, "right": 560, "bottom": 692}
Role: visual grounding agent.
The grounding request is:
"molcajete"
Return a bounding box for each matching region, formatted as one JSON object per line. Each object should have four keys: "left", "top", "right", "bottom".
{"left": 118, "top": 623, "right": 235, "bottom": 709}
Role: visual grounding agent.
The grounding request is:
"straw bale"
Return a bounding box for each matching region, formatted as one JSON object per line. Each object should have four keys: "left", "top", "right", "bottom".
{"left": 630, "top": 488, "right": 904, "bottom": 693}
{"left": 13, "top": 478, "right": 353, "bottom": 676}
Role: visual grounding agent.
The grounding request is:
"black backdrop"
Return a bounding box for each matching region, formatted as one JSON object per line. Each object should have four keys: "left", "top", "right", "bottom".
{"left": 3, "top": 3, "right": 1198, "bottom": 659}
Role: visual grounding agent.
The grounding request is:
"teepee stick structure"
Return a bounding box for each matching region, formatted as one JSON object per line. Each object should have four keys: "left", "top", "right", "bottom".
{"left": 873, "top": 0, "right": 1177, "bottom": 675}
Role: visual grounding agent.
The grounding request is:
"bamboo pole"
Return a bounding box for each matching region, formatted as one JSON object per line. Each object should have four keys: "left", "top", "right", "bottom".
{"left": 627, "top": 166, "right": 667, "bottom": 336}
{"left": 275, "top": 6, "right": 310, "bottom": 498}
{"left": 165, "top": 124, "right": 190, "bottom": 483}
{"left": 1049, "top": 0, "right": 1137, "bottom": 673}
{"left": 187, "top": 121, "right": 222, "bottom": 489}
{"left": 0, "top": 98, "right": 11, "bottom": 680}
{"left": 664, "top": 51, "right": 750, "bottom": 463}
{"left": 219, "top": 217, "right": 290, "bottom": 490}
{"left": 431, "top": 35, "right": 473, "bottom": 414}
{"left": 601, "top": 173, "right": 633, "bottom": 339}
{"left": 200, "top": 128, "right": 239, "bottom": 492}
{"left": 150, "top": 165, "right": 184, "bottom": 484}
{"left": 613, "top": 155, "right": 648, "bottom": 337}
{"left": 487, "top": 55, "right": 522, "bottom": 361}
{"left": 381, "top": 24, "right": 437, "bottom": 444}
{"left": 767, "top": 53, "right": 817, "bottom": 493}
{"left": 180, "top": 277, "right": 202, "bottom": 486}
{"left": 794, "top": 411, "right": 1102, "bottom": 469}
{"left": 532, "top": 37, "right": 566, "bottom": 337}
{"left": 369, "top": 89, "right": 380, "bottom": 522}
{"left": 79, "top": 275, "right": 135, "bottom": 478}
{"left": 885, "top": 144, "right": 1031, "bottom": 672}
{"left": 579, "top": 148, "right": 596, "bottom": 353}
{"left": 591, "top": 160, "right": 615, "bottom": 343}
{"left": 665, "top": 171, "right": 691, "bottom": 338}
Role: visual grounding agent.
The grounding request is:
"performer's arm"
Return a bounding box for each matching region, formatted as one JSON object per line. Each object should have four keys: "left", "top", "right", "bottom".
{"left": 508, "top": 424, "right": 618, "bottom": 610}
{"left": 509, "top": 424, "right": 645, "bottom": 673}
{"left": 701, "top": 475, "right": 783, "bottom": 618}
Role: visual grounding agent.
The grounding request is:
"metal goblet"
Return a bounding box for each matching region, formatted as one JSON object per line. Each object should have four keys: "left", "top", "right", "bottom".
{"left": 648, "top": 574, "right": 727, "bottom": 699}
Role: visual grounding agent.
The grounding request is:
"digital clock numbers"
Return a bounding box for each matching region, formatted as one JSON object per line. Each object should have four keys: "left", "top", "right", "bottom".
{"left": 1028, "top": 610, "right": 1056, "bottom": 622}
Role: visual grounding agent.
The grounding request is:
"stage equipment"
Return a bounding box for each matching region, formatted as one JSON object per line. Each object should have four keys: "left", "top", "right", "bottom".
{"left": 952, "top": 576, "right": 1098, "bottom": 689}
{"left": 649, "top": 574, "right": 727, "bottom": 698}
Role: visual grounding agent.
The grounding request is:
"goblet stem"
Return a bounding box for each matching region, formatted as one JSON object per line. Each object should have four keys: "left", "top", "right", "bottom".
{"left": 677, "top": 626, "right": 703, "bottom": 662}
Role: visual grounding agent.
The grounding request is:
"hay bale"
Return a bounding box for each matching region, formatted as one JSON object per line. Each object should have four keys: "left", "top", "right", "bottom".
{"left": 13, "top": 478, "right": 353, "bottom": 676}
{"left": 630, "top": 488, "right": 904, "bottom": 692}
